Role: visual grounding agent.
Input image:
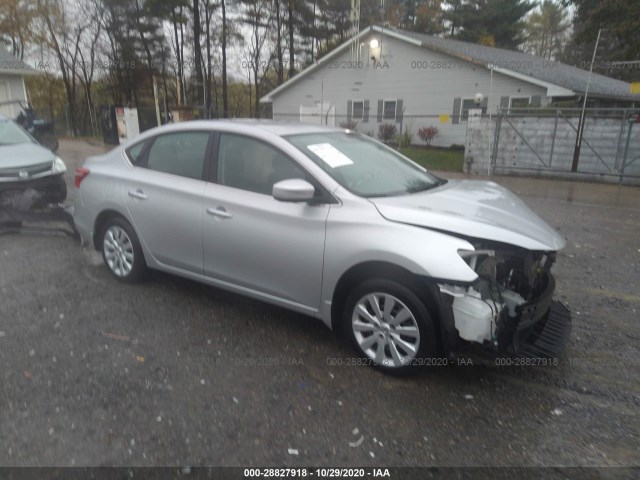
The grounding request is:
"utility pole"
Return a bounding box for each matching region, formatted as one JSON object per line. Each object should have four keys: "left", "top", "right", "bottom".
{"left": 571, "top": 28, "right": 602, "bottom": 172}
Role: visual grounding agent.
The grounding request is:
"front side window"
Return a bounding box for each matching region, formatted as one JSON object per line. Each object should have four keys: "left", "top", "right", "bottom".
{"left": 144, "top": 132, "right": 209, "bottom": 180}
{"left": 217, "top": 133, "right": 307, "bottom": 196}
{"left": 286, "top": 132, "right": 443, "bottom": 197}
{"left": 383, "top": 100, "right": 397, "bottom": 120}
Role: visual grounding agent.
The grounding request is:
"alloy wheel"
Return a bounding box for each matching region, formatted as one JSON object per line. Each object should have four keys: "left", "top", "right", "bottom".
{"left": 103, "top": 225, "right": 135, "bottom": 277}
{"left": 352, "top": 292, "right": 421, "bottom": 368}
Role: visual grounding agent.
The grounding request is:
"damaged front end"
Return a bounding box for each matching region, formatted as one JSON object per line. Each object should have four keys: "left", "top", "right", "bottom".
{"left": 439, "top": 243, "right": 571, "bottom": 358}
{"left": 0, "top": 188, "right": 78, "bottom": 239}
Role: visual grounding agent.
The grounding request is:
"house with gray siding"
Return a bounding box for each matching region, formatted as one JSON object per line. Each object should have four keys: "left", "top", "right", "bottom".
{"left": 260, "top": 26, "right": 637, "bottom": 147}
{"left": 0, "top": 50, "right": 36, "bottom": 118}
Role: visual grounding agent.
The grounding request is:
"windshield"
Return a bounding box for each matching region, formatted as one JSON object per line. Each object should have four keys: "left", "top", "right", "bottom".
{"left": 0, "top": 120, "right": 35, "bottom": 146}
{"left": 286, "top": 132, "right": 443, "bottom": 197}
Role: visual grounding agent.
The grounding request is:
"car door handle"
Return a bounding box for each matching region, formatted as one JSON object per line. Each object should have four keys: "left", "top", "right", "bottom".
{"left": 206, "top": 207, "right": 232, "bottom": 219}
{"left": 128, "top": 189, "right": 148, "bottom": 200}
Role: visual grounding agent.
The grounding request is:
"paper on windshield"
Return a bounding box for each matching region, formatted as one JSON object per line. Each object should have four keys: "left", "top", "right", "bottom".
{"left": 307, "top": 143, "right": 353, "bottom": 168}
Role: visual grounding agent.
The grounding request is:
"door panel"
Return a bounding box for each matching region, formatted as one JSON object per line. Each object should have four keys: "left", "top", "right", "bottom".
{"left": 122, "top": 131, "right": 210, "bottom": 273}
{"left": 202, "top": 184, "right": 329, "bottom": 309}
{"left": 123, "top": 169, "right": 205, "bottom": 272}
{"left": 202, "top": 132, "right": 329, "bottom": 310}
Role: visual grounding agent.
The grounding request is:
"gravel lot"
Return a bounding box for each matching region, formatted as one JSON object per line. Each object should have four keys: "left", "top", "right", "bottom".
{"left": 1, "top": 139, "right": 639, "bottom": 468}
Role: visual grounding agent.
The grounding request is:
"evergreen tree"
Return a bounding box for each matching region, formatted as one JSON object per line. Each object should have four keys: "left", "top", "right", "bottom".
{"left": 562, "top": 0, "right": 640, "bottom": 82}
{"left": 444, "top": 0, "right": 534, "bottom": 49}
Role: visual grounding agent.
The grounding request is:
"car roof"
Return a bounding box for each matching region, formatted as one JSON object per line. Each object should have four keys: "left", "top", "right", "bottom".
{"left": 147, "top": 119, "right": 346, "bottom": 137}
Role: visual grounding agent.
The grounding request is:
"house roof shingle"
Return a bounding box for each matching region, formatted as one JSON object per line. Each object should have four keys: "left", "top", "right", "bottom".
{"left": 261, "top": 25, "right": 637, "bottom": 103}
{"left": 392, "top": 27, "right": 634, "bottom": 101}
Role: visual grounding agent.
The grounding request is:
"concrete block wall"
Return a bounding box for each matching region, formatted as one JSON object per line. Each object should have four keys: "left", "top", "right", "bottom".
{"left": 465, "top": 115, "right": 640, "bottom": 185}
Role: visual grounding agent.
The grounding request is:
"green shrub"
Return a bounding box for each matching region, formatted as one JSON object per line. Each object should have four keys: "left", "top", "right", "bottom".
{"left": 397, "top": 126, "right": 414, "bottom": 148}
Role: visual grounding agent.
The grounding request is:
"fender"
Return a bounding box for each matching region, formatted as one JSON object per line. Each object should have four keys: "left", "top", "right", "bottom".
{"left": 320, "top": 197, "right": 478, "bottom": 328}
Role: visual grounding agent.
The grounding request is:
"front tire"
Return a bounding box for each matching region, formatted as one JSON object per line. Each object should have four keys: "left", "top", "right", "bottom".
{"left": 343, "top": 278, "right": 438, "bottom": 374}
{"left": 101, "top": 217, "right": 147, "bottom": 283}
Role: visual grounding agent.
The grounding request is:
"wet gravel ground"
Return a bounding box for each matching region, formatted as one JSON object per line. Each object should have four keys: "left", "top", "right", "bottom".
{"left": 0, "top": 140, "right": 639, "bottom": 468}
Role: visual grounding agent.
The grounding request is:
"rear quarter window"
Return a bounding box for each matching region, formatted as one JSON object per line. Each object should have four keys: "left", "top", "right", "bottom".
{"left": 125, "top": 141, "right": 146, "bottom": 165}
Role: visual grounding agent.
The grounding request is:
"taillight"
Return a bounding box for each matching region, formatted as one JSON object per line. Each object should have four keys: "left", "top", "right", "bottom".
{"left": 75, "top": 167, "right": 90, "bottom": 188}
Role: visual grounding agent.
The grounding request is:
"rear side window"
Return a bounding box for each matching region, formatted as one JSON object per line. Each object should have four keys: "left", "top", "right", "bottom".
{"left": 125, "top": 141, "right": 146, "bottom": 165}
{"left": 145, "top": 132, "right": 210, "bottom": 180}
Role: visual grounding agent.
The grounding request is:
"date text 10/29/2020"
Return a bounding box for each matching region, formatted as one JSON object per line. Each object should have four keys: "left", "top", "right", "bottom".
{"left": 244, "top": 468, "right": 392, "bottom": 478}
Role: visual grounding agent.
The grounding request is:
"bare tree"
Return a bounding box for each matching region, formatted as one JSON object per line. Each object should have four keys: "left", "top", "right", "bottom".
{"left": 192, "top": 0, "right": 204, "bottom": 111}
{"left": 0, "top": 0, "right": 33, "bottom": 60}
{"left": 221, "top": 0, "right": 228, "bottom": 117}
{"left": 202, "top": 0, "right": 218, "bottom": 116}
{"left": 287, "top": 0, "right": 295, "bottom": 79}
{"left": 239, "top": 0, "right": 274, "bottom": 118}
{"left": 35, "top": 0, "right": 91, "bottom": 136}
{"left": 76, "top": 0, "right": 103, "bottom": 135}
{"left": 273, "top": 0, "right": 284, "bottom": 84}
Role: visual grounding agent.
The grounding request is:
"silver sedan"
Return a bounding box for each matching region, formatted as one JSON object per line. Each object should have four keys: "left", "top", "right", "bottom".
{"left": 73, "top": 120, "right": 570, "bottom": 373}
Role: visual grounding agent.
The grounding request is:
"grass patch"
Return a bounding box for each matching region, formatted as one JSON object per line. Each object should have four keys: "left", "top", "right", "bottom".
{"left": 398, "top": 146, "right": 464, "bottom": 172}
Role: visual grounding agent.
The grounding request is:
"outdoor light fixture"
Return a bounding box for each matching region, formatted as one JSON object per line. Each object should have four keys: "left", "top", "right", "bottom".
{"left": 370, "top": 39, "right": 379, "bottom": 49}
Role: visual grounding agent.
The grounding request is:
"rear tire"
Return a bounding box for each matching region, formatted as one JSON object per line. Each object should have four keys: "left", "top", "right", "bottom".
{"left": 342, "top": 278, "right": 438, "bottom": 374}
{"left": 100, "top": 217, "right": 147, "bottom": 283}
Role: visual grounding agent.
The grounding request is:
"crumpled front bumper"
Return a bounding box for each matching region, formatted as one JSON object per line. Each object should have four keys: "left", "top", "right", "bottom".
{"left": 508, "top": 273, "right": 572, "bottom": 358}
{"left": 513, "top": 303, "right": 572, "bottom": 358}
{"left": 0, "top": 174, "right": 67, "bottom": 207}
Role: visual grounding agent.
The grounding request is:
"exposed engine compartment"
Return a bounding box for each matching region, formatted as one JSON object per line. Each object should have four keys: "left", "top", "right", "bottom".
{"left": 440, "top": 241, "right": 557, "bottom": 352}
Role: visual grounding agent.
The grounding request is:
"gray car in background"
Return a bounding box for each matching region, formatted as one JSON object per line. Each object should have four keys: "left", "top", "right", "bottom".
{"left": 73, "top": 120, "right": 571, "bottom": 373}
{"left": 0, "top": 114, "right": 67, "bottom": 208}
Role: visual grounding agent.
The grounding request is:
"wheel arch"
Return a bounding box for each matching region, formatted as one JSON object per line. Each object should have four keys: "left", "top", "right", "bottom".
{"left": 330, "top": 261, "right": 444, "bottom": 338}
{"left": 93, "top": 209, "right": 131, "bottom": 251}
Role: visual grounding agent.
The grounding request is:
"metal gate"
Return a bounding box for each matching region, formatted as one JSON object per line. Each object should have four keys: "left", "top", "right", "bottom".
{"left": 489, "top": 108, "right": 640, "bottom": 183}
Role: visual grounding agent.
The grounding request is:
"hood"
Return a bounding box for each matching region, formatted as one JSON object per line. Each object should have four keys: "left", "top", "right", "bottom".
{"left": 371, "top": 180, "right": 566, "bottom": 251}
{"left": 0, "top": 143, "right": 55, "bottom": 169}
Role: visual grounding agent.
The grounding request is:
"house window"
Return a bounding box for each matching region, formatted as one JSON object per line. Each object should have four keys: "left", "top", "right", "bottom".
{"left": 352, "top": 100, "right": 364, "bottom": 120}
{"left": 461, "top": 98, "right": 487, "bottom": 121}
{"left": 510, "top": 97, "right": 531, "bottom": 109}
{"left": 383, "top": 99, "right": 397, "bottom": 120}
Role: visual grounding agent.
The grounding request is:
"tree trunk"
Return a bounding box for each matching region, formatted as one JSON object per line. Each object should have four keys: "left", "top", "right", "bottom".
{"left": 288, "top": 0, "right": 295, "bottom": 79}
{"left": 193, "top": 0, "right": 204, "bottom": 113}
{"left": 172, "top": 11, "right": 183, "bottom": 106}
{"left": 204, "top": 1, "right": 213, "bottom": 118}
{"left": 254, "top": 31, "right": 259, "bottom": 118}
{"left": 222, "top": 0, "right": 228, "bottom": 118}
{"left": 275, "top": 0, "right": 283, "bottom": 85}
{"left": 180, "top": 9, "right": 186, "bottom": 104}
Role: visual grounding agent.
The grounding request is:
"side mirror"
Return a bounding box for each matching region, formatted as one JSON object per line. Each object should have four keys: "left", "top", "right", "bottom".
{"left": 272, "top": 178, "right": 316, "bottom": 202}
